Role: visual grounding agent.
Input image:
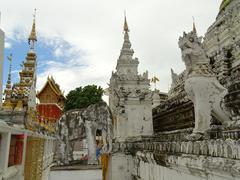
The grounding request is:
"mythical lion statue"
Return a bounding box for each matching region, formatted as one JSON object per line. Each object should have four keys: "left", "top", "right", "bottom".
{"left": 178, "top": 30, "right": 231, "bottom": 134}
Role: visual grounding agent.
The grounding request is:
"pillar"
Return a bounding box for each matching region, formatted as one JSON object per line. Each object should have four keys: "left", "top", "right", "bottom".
{"left": 85, "top": 121, "right": 97, "bottom": 165}
{"left": 0, "top": 132, "right": 11, "bottom": 171}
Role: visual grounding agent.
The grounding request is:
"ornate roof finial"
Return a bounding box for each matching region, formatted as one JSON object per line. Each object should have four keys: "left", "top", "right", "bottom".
{"left": 192, "top": 16, "right": 197, "bottom": 34}
{"left": 118, "top": 12, "right": 134, "bottom": 59}
{"left": 124, "top": 11, "right": 129, "bottom": 33}
{"left": 28, "top": 8, "right": 37, "bottom": 50}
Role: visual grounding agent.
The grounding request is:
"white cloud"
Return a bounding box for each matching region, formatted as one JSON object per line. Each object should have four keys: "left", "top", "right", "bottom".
{"left": 4, "top": 42, "right": 11, "bottom": 48}
{"left": 36, "top": 35, "right": 104, "bottom": 95}
{"left": 0, "top": 0, "right": 223, "bottom": 96}
{"left": 54, "top": 48, "right": 63, "bottom": 57}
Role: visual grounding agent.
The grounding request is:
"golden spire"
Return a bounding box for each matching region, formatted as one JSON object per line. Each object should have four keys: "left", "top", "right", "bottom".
{"left": 28, "top": 9, "right": 37, "bottom": 49}
{"left": 192, "top": 17, "right": 197, "bottom": 34}
{"left": 123, "top": 11, "right": 129, "bottom": 32}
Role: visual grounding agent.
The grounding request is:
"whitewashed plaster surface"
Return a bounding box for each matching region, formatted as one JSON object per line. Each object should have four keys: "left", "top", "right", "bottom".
{"left": 138, "top": 161, "right": 240, "bottom": 180}
{"left": 49, "top": 170, "right": 102, "bottom": 180}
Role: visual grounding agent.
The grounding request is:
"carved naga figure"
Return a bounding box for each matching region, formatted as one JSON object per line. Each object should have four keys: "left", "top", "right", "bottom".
{"left": 178, "top": 29, "right": 230, "bottom": 134}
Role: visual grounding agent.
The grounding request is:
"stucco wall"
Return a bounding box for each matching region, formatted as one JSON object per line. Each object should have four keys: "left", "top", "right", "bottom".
{"left": 136, "top": 160, "right": 240, "bottom": 180}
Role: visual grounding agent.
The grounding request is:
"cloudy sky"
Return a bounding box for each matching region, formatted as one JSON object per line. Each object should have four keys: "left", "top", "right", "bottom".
{"left": 0, "top": 0, "right": 222, "bottom": 96}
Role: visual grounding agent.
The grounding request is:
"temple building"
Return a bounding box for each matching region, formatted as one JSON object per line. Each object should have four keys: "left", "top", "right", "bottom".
{"left": 37, "top": 76, "right": 64, "bottom": 107}
{"left": 108, "top": 15, "right": 153, "bottom": 141}
{"left": 1, "top": 14, "right": 37, "bottom": 115}
{"left": 37, "top": 76, "right": 64, "bottom": 130}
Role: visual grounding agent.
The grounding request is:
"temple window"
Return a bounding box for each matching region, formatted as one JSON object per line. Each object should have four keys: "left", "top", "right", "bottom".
{"left": 8, "top": 134, "right": 24, "bottom": 167}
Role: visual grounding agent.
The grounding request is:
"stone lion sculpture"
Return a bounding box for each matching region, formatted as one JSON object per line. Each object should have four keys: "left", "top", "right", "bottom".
{"left": 178, "top": 30, "right": 230, "bottom": 134}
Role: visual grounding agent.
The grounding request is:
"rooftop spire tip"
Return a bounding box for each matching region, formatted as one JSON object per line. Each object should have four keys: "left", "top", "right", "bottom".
{"left": 124, "top": 11, "right": 129, "bottom": 32}
{"left": 28, "top": 9, "right": 37, "bottom": 49}
{"left": 192, "top": 16, "right": 197, "bottom": 34}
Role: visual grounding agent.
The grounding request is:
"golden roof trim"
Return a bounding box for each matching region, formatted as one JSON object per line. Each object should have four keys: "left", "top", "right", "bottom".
{"left": 36, "top": 76, "right": 64, "bottom": 98}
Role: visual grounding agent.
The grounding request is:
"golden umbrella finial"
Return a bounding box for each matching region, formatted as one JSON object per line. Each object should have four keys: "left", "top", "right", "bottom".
{"left": 151, "top": 76, "right": 159, "bottom": 90}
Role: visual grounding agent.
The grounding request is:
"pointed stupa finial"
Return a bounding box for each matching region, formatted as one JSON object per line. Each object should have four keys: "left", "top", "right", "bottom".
{"left": 124, "top": 11, "right": 129, "bottom": 33}
{"left": 119, "top": 12, "right": 134, "bottom": 58}
{"left": 192, "top": 16, "right": 197, "bottom": 34}
{"left": 28, "top": 9, "right": 37, "bottom": 49}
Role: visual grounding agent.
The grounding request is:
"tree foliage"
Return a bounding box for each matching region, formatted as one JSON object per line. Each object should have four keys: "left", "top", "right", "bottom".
{"left": 64, "top": 85, "right": 104, "bottom": 111}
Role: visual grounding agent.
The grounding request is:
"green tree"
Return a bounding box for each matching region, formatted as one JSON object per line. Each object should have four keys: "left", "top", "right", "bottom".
{"left": 64, "top": 85, "right": 104, "bottom": 111}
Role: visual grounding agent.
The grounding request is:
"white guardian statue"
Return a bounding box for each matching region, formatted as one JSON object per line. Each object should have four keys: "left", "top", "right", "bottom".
{"left": 178, "top": 26, "right": 231, "bottom": 134}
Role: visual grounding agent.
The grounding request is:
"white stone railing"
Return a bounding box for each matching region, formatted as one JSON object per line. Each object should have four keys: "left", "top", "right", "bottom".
{"left": 132, "top": 152, "right": 240, "bottom": 179}
{"left": 112, "top": 133, "right": 240, "bottom": 179}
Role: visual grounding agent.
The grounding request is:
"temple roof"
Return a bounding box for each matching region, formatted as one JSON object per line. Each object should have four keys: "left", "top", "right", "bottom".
{"left": 37, "top": 76, "right": 64, "bottom": 98}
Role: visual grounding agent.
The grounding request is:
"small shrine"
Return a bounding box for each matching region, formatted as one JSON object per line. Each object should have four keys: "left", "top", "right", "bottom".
{"left": 36, "top": 76, "right": 65, "bottom": 130}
